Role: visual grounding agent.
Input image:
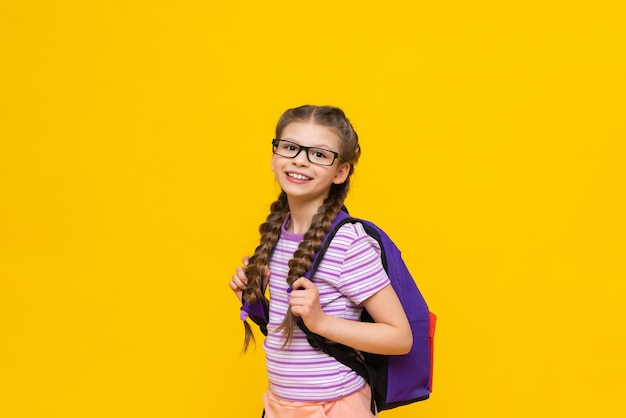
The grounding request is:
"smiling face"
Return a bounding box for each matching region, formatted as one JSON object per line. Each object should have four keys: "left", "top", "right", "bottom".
{"left": 271, "top": 121, "right": 350, "bottom": 207}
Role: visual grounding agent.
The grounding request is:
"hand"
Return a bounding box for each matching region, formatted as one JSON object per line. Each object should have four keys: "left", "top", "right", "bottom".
{"left": 229, "top": 256, "right": 270, "bottom": 302}
{"left": 289, "top": 277, "right": 326, "bottom": 332}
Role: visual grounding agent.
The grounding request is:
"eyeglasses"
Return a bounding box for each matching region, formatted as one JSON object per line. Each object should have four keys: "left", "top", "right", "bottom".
{"left": 272, "top": 139, "right": 343, "bottom": 166}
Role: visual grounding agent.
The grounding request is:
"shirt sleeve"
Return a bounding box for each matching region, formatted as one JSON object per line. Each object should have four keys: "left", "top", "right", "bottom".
{"left": 337, "top": 224, "right": 391, "bottom": 305}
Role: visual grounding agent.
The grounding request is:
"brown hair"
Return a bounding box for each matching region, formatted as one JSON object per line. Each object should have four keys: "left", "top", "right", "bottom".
{"left": 242, "top": 105, "right": 361, "bottom": 350}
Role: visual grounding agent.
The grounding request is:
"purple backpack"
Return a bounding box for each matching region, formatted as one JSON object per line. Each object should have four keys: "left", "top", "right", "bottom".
{"left": 241, "top": 211, "right": 436, "bottom": 413}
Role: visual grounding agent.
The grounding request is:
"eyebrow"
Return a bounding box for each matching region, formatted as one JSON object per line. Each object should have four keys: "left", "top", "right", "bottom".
{"left": 279, "top": 138, "right": 335, "bottom": 150}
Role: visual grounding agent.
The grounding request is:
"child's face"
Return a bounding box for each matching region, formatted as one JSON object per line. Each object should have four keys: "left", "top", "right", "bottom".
{"left": 271, "top": 121, "right": 350, "bottom": 205}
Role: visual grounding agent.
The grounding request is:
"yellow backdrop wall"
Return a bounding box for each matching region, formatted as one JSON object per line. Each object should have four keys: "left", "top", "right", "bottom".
{"left": 1, "top": 1, "right": 624, "bottom": 417}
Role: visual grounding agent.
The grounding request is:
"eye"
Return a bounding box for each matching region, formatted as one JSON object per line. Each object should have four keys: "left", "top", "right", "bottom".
{"left": 278, "top": 141, "right": 296, "bottom": 151}
{"left": 313, "top": 150, "right": 329, "bottom": 159}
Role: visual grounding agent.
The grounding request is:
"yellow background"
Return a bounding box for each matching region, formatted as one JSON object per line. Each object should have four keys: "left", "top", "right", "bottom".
{"left": 1, "top": 1, "right": 624, "bottom": 417}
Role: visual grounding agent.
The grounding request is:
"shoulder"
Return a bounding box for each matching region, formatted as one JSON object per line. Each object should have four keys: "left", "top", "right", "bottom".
{"left": 331, "top": 220, "right": 390, "bottom": 300}
{"left": 330, "top": 220, "right": 382, "bottom": 256}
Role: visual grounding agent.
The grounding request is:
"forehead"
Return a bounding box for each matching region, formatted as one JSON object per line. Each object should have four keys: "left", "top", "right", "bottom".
{"left": 280, "top": 122, "right": 341, "bottom": 149}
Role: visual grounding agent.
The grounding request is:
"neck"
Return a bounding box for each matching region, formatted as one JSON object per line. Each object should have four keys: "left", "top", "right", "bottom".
{"left": 286, "top": 198, "right": 324, "bottom": 234}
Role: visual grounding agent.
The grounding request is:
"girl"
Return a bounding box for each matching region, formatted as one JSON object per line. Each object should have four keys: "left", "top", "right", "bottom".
{"left": 229, "top": 105, "right": 412, "bottom": 417}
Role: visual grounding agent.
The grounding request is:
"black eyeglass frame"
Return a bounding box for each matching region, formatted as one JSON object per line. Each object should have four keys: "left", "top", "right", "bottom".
{"left": 272, "top": 138, "right": 344, "bottom": 166}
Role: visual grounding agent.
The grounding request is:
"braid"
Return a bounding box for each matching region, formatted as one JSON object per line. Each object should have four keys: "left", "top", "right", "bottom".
{"left": 251, "top": 104, "right": 361, "bottom": 348}
{"left": 242, "top": 191, "right": 289, "bottom": 350}
{"left": 276, "top": 180, "right": 351, "bottom": 345}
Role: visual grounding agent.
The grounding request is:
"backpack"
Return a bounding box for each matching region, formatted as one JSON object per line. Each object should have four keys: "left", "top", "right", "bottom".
{"left": 240, "top": 210, "right": 436, "bottom": 413}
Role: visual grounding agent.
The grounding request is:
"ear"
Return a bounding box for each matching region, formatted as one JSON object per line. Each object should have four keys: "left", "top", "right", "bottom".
{"left": 333, "top": 162, "right": 351, "bottom": 185}
{"left": 270, "top": 153, "right": 275, "bottom": 173}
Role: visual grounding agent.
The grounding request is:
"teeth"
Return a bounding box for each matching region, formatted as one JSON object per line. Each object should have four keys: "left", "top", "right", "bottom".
{"left": 287, "top": 173, "right": 310, "bottom": 180}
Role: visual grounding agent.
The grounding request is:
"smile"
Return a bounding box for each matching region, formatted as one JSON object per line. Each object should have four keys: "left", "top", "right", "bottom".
{"left": 286, "top": 172, "right": 312, "bottom": 181}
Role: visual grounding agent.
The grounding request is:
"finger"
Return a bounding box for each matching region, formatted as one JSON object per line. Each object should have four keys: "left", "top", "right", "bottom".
{"left": 289, "top": 283, "right": 313, "bottom": 304}
{"left": 229, "top": 278, "right": 243, "bottom": 292}
{"left": 289, "top": 290, "right": 304, "bottom": 303}
{"left": 262, "top": 267, "right": 271, "bottom": 286}
{"left": 291, "top": 277, "right": 312, "bottom": 291}
{"left": 262, "top": 265, "right": 271, "bottom": 279}
{"left": 290, "top": 306, "right": 303, "bottom": 317}
{"left": 242, "top": 256, "right": 250, "bottom": 266}
{"left": 231, "top": 273, "right": 246, "bottom": 290}
{"left": 235, "top": 266, "right": 248, "bottom": 285}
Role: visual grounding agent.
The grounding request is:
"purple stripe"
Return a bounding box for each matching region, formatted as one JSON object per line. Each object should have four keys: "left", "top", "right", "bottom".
{"left": 342, "top": 255, "right": 378, "bottom": 275}
{"left": 350, "top": 282, "right": 388, "bottom": 299}
{"left": 270, "top": 377, "right": 362, "bottom": 393}
{"left": 269, "top": 369, "right": 345, "bottom": 379}
{"left": 340, "top": 268, "right": 384, "bottom": 287}
{"left": 264, "top": 345, "right": 326, "bottom": 354}
{"left": 315, "top": 254, "right": 343, "bottom": 266}
{"left": 266, "top": 357, "right": 337, "bottom": 368}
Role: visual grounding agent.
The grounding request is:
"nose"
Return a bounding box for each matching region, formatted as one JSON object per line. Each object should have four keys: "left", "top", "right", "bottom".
{"left": 292, "top": 148, "right": 310, "bottom": 165}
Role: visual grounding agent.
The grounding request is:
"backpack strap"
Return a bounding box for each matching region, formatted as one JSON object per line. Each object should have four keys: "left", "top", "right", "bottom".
{"left": 240, "top": 208, "right": 351, "bottom": 334}
{"left": 297, "top": 211, "right": 379, "bottom": 413}
{"left": 304, "top": 210, "right": 353, "bottom": 280}
{"left": 307, "top": 213, "right": 387, "bottom": 278}
{"left": 240, "top": 294, "right": 269, "bottom": 336}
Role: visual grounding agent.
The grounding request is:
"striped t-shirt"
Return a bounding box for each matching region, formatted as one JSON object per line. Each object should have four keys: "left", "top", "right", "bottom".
{"left": 264, "top": 217, "right": 390, "bottom": 402}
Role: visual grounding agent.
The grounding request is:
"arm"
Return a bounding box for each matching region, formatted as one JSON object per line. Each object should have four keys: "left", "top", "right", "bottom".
{"left": 289, "top": 277, "right": 412, "bottom": 355}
